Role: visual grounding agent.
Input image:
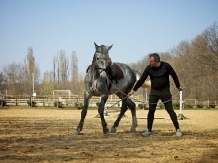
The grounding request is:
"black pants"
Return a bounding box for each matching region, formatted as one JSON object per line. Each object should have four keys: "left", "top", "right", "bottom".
{"left": 148, "top": 89, "right": 179, "bottom": 131}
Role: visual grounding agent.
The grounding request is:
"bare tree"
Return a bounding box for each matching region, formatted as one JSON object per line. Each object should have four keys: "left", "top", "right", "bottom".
{"left": 23, "top": 47, "right": 40, "bottom": 95}
{"left": 53, "top": 55, "right": 58, "bottom": 82}
{"left": 59, "top": 50, "right": 69, "bottom": 82}
{"left": 39, "top": 71, "right": 55, "bottom": 95}
{"left": 190, "top": 23, "right": 218, "bottom": 99}
{"left": 77, "top": 73, "right": 86, "bottom": 96}
{"left": 202, "top": 22, "right": 218, "bottom": 70}
{"left": 0, "top": 72, "right": 5, "bottom": 95}
{"left": 3, "top": 62, "right": 24, "bottom": 95}
{"left": 71, "top": 51, "right": 79, "bottom": 94}
{"left": 52, "top": 50, "right": 70, "bottom": 90}
{"left": 168, "top": 23, "right": 218, "bottom": 99}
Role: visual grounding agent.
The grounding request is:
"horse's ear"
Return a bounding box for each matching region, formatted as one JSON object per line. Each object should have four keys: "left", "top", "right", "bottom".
{"left": 108, "top": 44, "right": 113, "bottom": 51}
{"left": 94, "top": 42, "right": 99, "bottom": 49}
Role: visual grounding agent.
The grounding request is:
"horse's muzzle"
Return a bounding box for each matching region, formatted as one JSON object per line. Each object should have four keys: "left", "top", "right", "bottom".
{"left": 100, "top": 71, "right": 107, "bottom": 80}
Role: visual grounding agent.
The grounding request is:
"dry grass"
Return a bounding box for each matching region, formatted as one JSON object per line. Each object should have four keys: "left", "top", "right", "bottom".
{"left": 0, "top": 108, "right": 217, "bottom": 163}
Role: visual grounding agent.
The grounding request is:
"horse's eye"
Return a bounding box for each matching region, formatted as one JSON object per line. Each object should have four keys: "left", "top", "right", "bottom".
{"left": 96, "top": 57, "right": 100, "bottom": 60}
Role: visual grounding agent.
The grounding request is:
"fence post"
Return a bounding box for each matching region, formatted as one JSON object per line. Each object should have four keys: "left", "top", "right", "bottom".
{"left": 194, "top": 99, "right": 197, "bottom": 108}
{"left": 177, "top": 91, "right": 187, "bottom": 120}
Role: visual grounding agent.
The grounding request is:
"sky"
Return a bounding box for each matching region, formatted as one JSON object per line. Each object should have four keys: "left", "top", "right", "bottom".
{"left": 0, "top": 0, "right": 218, "bottom": 79}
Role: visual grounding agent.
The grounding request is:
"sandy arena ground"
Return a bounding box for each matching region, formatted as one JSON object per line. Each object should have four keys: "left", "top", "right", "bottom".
{"left": 0, "top": 107, "right": 217, "bottom": 163}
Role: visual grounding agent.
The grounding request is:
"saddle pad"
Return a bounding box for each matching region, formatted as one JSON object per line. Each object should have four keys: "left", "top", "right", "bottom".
{"left": 112, "top": 64, "right": 124, "bottom": 79}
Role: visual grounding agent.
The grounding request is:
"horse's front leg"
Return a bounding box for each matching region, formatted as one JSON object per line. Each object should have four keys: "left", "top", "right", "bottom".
{"left": 74, "top": 91, "right": 91, "bottom": 134}
{"left": 98, "top": 94, "right": 109, "bottom": 134}
{"left": 111, "top": 95, "right": 128, "bottom": 133}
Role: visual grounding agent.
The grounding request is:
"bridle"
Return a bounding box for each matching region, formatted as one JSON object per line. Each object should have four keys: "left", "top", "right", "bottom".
{"left": 93, "top": 49, "right": 108, "bottom": 75}
{"left": 95, "top": 67, "right": 106, "bottom": 74}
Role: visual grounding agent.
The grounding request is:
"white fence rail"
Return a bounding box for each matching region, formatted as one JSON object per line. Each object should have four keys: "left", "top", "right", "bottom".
{"left": 0, "top": 95, "right": 217, "bottom": 108}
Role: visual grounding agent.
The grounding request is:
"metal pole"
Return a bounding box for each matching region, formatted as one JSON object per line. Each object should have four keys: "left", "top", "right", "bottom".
{"left": 145, "top": 88, "right": 148, "bottom": 109}
{"left": 142, "top": 88, "right": 145, "bottom": 109}
{"left": 32, "top": 73, "right": 34, "bottom": 95}
{"left": 177, "top": 90, "right": 187, "bottom": 120}
{"left": 32, "top": 73, "right": 34, "bottom": 107}
{"left": 179, "top": 91, "right": 183, "bottom": 115}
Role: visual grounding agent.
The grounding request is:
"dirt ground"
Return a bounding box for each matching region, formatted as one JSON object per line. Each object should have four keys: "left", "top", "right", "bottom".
{"left": 0, "top": 107, "right": 217, "bottom": 163}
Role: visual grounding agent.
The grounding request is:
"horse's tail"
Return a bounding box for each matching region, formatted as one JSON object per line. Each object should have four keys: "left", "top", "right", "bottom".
{"left": 133, "top": 70, "right": 151, "bottom": 88}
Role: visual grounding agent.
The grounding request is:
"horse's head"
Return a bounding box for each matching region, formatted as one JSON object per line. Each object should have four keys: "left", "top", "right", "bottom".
{"left": 92, "top": 42, "right": 113, "bottom": 80}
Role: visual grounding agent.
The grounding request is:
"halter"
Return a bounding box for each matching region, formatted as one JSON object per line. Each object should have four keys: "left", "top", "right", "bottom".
{"left": 95, "top": 67, "right": 106, "bottom": 74}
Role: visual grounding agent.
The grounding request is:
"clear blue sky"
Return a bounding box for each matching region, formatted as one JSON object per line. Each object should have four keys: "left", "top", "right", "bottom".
{"left": 0, "top": 0, "right": 217, "bottom": 78}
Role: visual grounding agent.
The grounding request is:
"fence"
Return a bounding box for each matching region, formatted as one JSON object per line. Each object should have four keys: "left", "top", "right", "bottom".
{"left": 0, "top": 94, "right": 217, "bottom": 108}
{"left": 184, "top": 99, "right": 218, "bottom": 108}
{"left": 0, "top": 94, "right": 124, "bottom": 107}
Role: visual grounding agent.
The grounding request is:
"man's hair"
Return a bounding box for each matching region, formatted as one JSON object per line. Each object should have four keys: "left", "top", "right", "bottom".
{"left": 149, "top": 53, "right": 160, "bottom": 62}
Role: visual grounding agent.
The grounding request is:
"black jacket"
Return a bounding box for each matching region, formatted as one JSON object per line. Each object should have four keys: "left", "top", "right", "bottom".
{"left": 133, "top": 62, "right": 180, "bottom": 91}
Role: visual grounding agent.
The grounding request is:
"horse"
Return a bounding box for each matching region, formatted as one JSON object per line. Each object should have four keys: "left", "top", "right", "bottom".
{"left": 74, "top": 42, "right": 151, "bottom": 134}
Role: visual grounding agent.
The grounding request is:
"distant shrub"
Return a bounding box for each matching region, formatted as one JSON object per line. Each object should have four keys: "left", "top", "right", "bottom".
{"left": 0, "top": 99, "right": 6, "bottom": 107}
{"left": 54, "top": 101, "right": 63, "bottom": 108}
{"left": 75, "top": 102, "right": 83, "bottom": 110}
{"left": 96, "top": 102, "right": 100, "bottom": 107}
{"left": 138, "top": 104, "right": 148, "bottom": 110}
{"left": 158, "top": 104, "right": 164, "bottom": 109}
{"left": 173, "top": 102, "right": 180, "bottom": 109}
{"left": 196, "top": 104, "right": 204, "bottom": 108}
{"left": 209, "top": 103, "right": 216, "bottom": 108}
{"left": 184, "top": 104, "right": 193, "bottom": 109}
{"left": 27, "top": 100, "right": 37, "bottom": 107}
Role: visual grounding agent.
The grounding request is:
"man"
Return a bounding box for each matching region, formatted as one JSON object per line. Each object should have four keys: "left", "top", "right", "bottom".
{"left": 128, "top": 53, "right": 183, "bottom": 137}
{"left": 106, "top": 57, "right": 116, "bottom": 80}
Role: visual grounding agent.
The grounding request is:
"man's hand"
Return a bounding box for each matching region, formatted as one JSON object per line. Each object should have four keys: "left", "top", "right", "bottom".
{"left": 128, "top": 90, "right": 134, "bottom": 96}
{"left": 178, "top": 87, "right": 183, "bottom": 91}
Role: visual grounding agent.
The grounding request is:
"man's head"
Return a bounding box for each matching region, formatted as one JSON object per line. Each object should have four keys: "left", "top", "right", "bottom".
{"left": 108, "top": 57, "right": 112, "bottom": 65}
{"left": 149, "top": 53, "right": 160, "bottom": 67}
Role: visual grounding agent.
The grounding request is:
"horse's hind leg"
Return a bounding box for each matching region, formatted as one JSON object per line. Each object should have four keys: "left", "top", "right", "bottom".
{"left": 111, "top": 97, "right": 137, "bottom": 133}
{"left": 127, "top": 98, "right": 137, "bottom": 132}
{"left": 74, "top": 91, "right": 91, "bottom": 134}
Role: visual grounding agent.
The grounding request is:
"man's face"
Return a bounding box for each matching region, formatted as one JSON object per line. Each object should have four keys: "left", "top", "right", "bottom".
{"left": 149, "top": 56, "right": 159, "bottom": 67}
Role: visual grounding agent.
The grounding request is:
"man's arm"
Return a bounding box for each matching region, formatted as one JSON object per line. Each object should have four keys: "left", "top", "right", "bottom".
{"left": 128, "top": 66, "right": 149, "bottom": 96}
{"left": 133, "top": 66, "right": 149, "bottom": 91}
{"left": 167, "top": 63, "right": 182, "bottom": 90}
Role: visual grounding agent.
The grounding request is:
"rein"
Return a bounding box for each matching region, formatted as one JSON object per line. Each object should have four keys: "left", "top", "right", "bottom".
{"left": 95, "top": 67, "right": 106, "bottom": 74}
{"left": 106, "top": 77, "right": 181, "bottom": 108}
{"left": 93, "top": 67, "right": 181, "bottom": 108}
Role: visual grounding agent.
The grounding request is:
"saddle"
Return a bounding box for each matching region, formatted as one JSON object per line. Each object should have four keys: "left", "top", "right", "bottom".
{"left": 106, "top": 63, "right": 124, "bottom": 90}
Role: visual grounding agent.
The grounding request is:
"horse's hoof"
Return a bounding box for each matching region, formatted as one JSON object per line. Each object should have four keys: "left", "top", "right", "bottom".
{"left": 130, "top": 128, "right": 136, "bottom": 132}
{"left": 73, "top": 128, "right": 81, "bottom": 135}
{"left": 103, "top": 128, "right": 109, "bottom": 134}
{"left": 111, "top": 127, "right": 117, "bottom": 133}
